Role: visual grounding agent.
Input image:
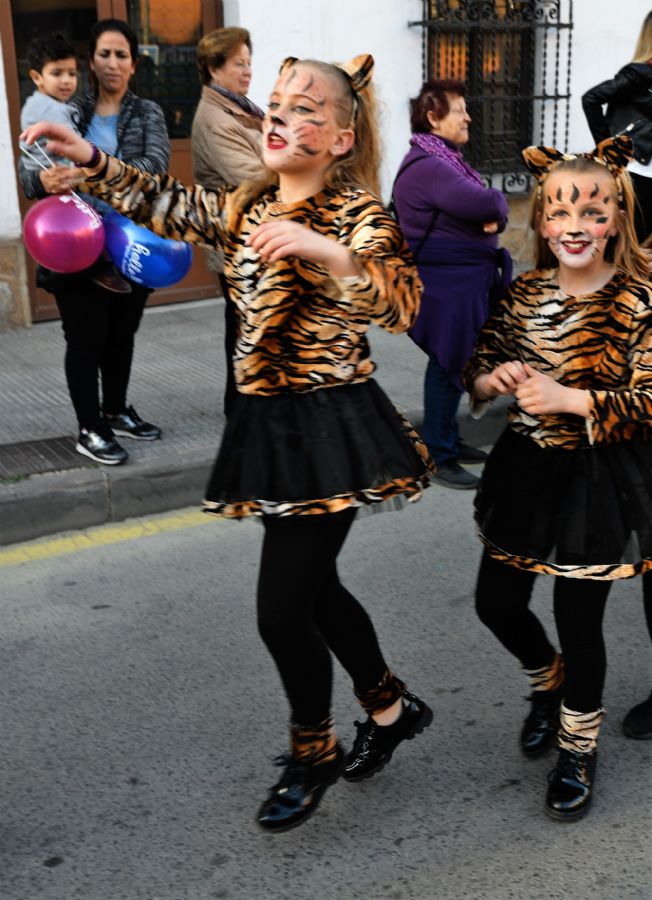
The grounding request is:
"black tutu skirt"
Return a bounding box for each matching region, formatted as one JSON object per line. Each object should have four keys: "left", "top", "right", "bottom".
{"left": 476, "top": 427, "right": 652, "bottom": 579}
{"left": 203, "top": 379, "right": 433, "bottom": 518}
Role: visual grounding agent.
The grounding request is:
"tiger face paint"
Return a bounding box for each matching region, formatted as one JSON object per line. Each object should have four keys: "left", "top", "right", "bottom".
{"left": 540, "top": 170, "right": 619, "bottom": 272}
{"left": 262, "top": 63, "right": 354, "bottom": 177}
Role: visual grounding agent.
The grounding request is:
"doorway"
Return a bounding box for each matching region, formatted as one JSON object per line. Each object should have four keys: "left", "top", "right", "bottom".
{"left": 1, "top": 0, "right": 223, "bottom": 321}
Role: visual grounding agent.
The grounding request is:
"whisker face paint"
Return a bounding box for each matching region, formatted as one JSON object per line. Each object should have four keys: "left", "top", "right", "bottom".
{"left": 261, "top": 64, "right": 352, "bottom": 175}
{"left": 540, "top": 170, "right": 618, "bottom": 273}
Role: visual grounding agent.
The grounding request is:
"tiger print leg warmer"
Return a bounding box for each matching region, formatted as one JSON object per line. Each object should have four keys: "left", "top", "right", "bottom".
{"left": 523, "top": 651, "right": 565, "bottom": 692}
{"left": 290, "top": 715, "right": 339, "bottom": 765}
{"left": 558, "top": 704, "right": 605, "bottom": 755}
{"left": 355, "top": 670, "right": 406, "bottom": 716}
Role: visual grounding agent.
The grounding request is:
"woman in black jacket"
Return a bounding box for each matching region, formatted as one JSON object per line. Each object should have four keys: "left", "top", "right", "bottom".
{"left": 583, "top": 13, "right": 652, "bottom": 744}
{"left": 582, "top": 11, "right": 652, "bottom": 243}
{"left": 19, "top": 19, "right": 170, "bottom": 465}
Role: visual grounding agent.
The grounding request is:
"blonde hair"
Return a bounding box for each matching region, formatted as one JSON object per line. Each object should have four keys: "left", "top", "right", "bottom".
{"left": 633, "top": 11, "right": 652, "bottom": 62}
{"left": 197, "top": 27, "right": 251, "bottom": 85}
{"left": 233, "top": 58, "right": 382, "bottom": 209}
{"left": 528, "top": 156, "right": 649, "bottom": 278}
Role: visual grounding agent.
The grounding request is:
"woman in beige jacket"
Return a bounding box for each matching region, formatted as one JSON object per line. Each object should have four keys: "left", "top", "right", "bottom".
{"left": 191, "top": 27, "right": 265, "bottom": 415}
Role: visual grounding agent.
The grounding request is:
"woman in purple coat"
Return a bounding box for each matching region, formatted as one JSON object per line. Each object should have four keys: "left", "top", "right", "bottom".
{"left": 393, "top": 79, "right": 511, "bottom": 489}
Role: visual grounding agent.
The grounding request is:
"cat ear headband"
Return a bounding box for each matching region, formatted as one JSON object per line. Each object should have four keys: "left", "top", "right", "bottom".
{"left": 278, "top": 53, "right": 374, "bottom": 122}
{"left": 522, "top": 134, "right": 634, "bottom": 203}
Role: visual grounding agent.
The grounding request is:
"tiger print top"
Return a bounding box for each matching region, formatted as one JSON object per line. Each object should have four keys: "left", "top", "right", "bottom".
{"left": 464, "top": 268, "right": 652, "bottom": 448}
{"left": 82, "top": 158, "right": 422, "bottom": 395}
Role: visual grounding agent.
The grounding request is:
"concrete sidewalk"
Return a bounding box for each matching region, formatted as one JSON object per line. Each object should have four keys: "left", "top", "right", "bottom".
{"left": 0, "top": 297, "right": 506, "bottom": 546}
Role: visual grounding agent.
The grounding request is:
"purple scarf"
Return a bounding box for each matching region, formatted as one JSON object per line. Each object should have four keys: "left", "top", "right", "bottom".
{"left": 209, "top": 83, "right": 264, "bottom": 120}
{"left": 410, "top": 132, "right": 484, "bottom": 187}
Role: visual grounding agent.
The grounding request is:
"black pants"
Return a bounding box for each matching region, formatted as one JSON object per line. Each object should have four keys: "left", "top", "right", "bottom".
{"left": 218, "top": 274, "right": 237, "bottom": 419}
{"left": 475, "top": 551, "right": 610, "bottom": 712}
{"left": 257, "top": 509, "right": 388, "bottom": 726}
{"left": 643, "top": 571, "right": 652, "bottom": 644}
{"left": 630, "top": 172, "right": 652, "bottom": 244}
{"left": 54, "top": 279, "right": 150, "bottom": 430}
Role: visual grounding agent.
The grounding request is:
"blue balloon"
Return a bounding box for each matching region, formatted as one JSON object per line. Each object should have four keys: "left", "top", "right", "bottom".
{"left": 103, "top": 210, "right": 193, "bottom": 289}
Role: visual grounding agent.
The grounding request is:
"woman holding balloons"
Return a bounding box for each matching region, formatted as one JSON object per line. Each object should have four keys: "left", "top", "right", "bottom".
{"left": 19, "top": 19, "right": 170, "bottom": 465}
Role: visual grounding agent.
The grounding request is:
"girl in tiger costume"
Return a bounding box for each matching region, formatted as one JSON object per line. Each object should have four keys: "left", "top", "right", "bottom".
{"left": 22, "top": 53, "right": 433, "bottom": 833}
{"left": 464, "top": 134, "right": 652, "bottom": 821}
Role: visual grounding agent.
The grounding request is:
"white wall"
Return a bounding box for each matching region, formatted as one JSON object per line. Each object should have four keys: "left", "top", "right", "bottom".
{"left": 224, "top": 0, "right": 423, "bottom": 198}
{"left": 569, "top": 0, "right": 651, "bottom": 152}
{"left": 230, "top": 0, "right": 652, "bottom": 184}
{"left": 0, "top": 41, "right": 22, "bottom": 241}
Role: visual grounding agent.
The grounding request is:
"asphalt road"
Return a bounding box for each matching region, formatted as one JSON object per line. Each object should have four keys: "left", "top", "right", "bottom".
{"left": 0, "top": 485, "right": 650, "bottom": 900}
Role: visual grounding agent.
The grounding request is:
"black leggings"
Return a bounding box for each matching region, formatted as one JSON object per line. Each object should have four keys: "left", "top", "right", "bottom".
{"left": 257, "top": 509, "right": 388, "bottom": 726}
{"left": 54, "top": 279, "right": 150, "bottom": 430}
{"left": 475, "top": 551, "right": 610, "bottom": 712}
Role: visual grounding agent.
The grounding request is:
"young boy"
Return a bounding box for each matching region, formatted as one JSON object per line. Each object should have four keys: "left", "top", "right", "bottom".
{"left": 21, "top": 34, "right": 130, "bottom": 293}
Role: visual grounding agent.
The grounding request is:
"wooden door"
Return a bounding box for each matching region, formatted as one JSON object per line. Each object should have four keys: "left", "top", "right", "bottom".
{"left": 109, "top": 0, "right": 223, "bottom": 307}
{"left": 1, "top": 0, "right": 223, "bottom": 321}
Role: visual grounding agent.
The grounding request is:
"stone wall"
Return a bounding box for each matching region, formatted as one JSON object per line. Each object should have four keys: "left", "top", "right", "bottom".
{"left": 0, "top": 240, "right": 31, "bottom": 329}
{"left": 502, "top": 195, "right": 535, "bottom": 276}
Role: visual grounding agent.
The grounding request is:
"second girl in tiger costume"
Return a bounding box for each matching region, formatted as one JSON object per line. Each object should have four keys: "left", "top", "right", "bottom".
{"left": 22, "top": 53, "right": 433, "bottom": 833}
{"left": 465, "top": 134, "right": 652, "bottom": 821}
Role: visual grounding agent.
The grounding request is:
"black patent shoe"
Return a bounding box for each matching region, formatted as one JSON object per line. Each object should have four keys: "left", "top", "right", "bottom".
{"left": 622, "top": 691, "right": 652, "bottom": 740}
{"left": 104, "top": 405, "right": 161, "bottom": 441}
{"left": 456, "top": 440, "right": 488, "bottom": 464}
{"left": 545, "top": 748, "right": 597, "bottom": 821}
{"left": 521, "top": 688, "right": 563, "bottom": 757}
{"left": 342, "top": 692, "right": 433, "bottom": 782}
{"left": 76, "top": 426, "right": 128, "bottom": 465}
{"left": 432, "top": 461, "right": 479, "bottom": 490}
{"left": 257, "top": 745, "right": 344, "bottom": 833}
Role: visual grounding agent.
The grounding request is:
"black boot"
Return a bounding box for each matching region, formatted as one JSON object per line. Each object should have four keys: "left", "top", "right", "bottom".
{"left": 521, "top": 688, "right": 563, "bottom": 757}
{"left": 545, "top": 748, "right": 597, "bottom": 821}
{"left": 342, "top": 692, "right": 432, "bottom": 782}
{"left": 256, "top": 745, "right": 344, "bottom": 832}
{"left": 622, "top": 691, "right": 652, "bottom": 740}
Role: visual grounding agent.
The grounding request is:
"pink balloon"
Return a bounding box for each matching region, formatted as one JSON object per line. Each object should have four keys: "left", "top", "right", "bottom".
{"left": 23, "top": 194, "right": 105, "bottom": 273}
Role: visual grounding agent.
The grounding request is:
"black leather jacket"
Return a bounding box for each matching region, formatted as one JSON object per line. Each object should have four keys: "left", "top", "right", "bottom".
{"left": 582, "top": 62, "right": 652, "bottom": 165}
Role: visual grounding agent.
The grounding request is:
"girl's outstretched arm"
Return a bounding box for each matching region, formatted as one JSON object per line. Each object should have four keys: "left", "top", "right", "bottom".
{"left": 20, "top": 121, "right": 226, "bottom": 250}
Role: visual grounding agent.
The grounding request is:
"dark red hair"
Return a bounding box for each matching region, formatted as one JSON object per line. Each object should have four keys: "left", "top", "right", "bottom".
{"left": 409, "top": 78, "right": 466, "bottom": 133}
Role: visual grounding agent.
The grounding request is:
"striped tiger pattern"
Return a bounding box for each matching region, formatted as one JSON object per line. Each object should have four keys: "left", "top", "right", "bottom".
{"left": 465, "top": 268, "right": 652, "bottom": 449}
{"left": 524, "top": 651, "right": 565, "bottom": 692}
{"left": 84, "top": 159, "right": 423, "bottom": 397}
{"left": 558, "top": 704, "right": 605, "bottom": 755}
{"left": 355, "top": 670, "right": 406, "bottom": 715}
{"left": 290, "top": 716, "right": 338, "bottom": 765}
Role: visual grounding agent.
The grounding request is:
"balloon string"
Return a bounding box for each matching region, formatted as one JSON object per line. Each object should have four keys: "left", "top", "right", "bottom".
{"left": 19, "top": 142, "right": 50, "bottom": 171}
{"left": 20, "top": 142, "right": 85, "bottom": 204}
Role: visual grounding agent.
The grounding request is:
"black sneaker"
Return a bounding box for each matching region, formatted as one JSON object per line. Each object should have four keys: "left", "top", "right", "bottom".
{"left": 256, "top": 745, "right": 344, "bottom": 833}
{"left": 342, "top": 691, "right": 433, "bottom": 782}
{"left": 622, "top": 691, "right": 652, "bottom": 740}
{"left": 104, "top": 405, "right": 161, "bottom": 441}
{"left": 433, "top": 460, "right": 479, "bottom": 490}
{"left": 456, "top": 440, "right": 488, "bottom": 464}
{"left": 545, "top": 748, "right": 597, "bottom": 821}
{"left": 76, "top": 427, "right": 128, "bottom": 465}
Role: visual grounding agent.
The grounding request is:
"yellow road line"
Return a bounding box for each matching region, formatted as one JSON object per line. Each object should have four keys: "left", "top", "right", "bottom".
{"left": 0, "top": 509, "right": 213, "bottom": 567}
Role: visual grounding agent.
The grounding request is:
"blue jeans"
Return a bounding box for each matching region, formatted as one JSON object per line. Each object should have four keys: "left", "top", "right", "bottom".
{"left": 422, "top": 352, "right": 462, "bottom": 465}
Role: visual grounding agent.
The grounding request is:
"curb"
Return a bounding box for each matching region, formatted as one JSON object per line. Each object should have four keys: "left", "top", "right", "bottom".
{"left": 0, "top": 401, "right": 508, "bottom": 547}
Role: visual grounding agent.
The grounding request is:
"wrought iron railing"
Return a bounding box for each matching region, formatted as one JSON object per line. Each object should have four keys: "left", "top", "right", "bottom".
{"left": 409, "top": 0, "right": 573, "bottom": 193}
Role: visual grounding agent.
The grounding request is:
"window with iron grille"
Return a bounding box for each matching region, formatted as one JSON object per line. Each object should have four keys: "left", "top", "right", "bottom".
{"left": 409, "top": 1, "right": 573, "bottom": 192}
